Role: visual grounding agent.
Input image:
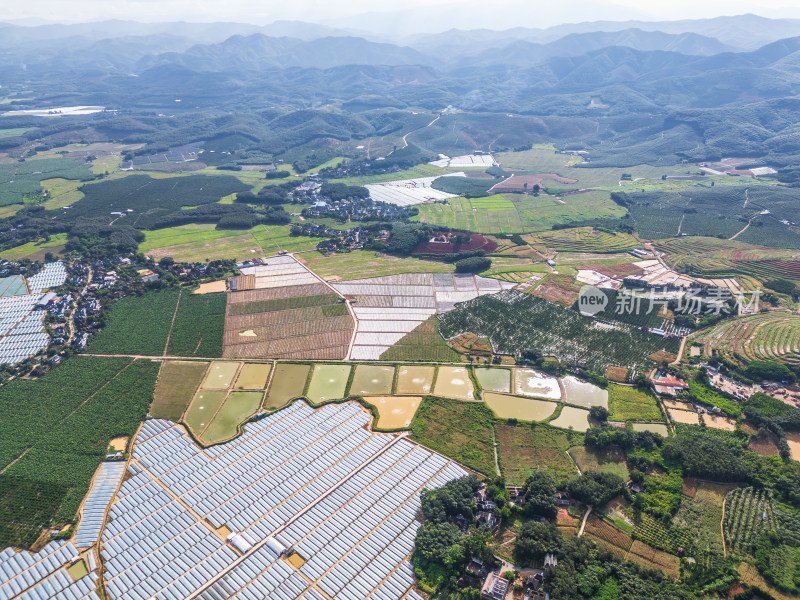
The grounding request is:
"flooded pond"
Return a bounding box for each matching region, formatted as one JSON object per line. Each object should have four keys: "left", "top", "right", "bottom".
{"left": 396, "top": 365, "right": 434, "bottom": 395}
{"left": 632, "top": 423, "right": 670, "bottom": 436}
{"left": 265, "top": 364, "right": 310, "bottom": 409}
{"left": 351, "top": 365, "right": 395, "bottom": 396}
{"left": 202, "top": 391, "right": 263, "bottom": 444}
{"left": 562, "top": 376, "right": 608, "bottom": 409}
{"left": 366, "top": 396, "right": 422, "bottom": 429}
{"left": 201, "top": 361, "right": 240, "bottom": 389}
{"left": 549, "top": 406, "right": 591, "bottom": 432}
{"left": 184, "top": 390, "right": 227, "bottom": 433}
{"left": 306, "top": 364, "right": 351, "bottom": 404}
{"left": 514, "top": 369, "right": 561, "bottom": 400}
{"left": 434, "top": 366, "right": 475, "bottom": 400}
{"left": 475, "top": 368, "right": 510, "bottom": 393}
{"left": 484, "top": 392, "right": 556, "bottom": 421}
{"left": 235, "top": 363, "right": 271, "bottom": 389}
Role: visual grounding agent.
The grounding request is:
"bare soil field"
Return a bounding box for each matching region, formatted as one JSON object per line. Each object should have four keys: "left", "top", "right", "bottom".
{"left": 489, "top": 174, "right": 577, "bottom": 193}
{"left": 668, "top": 408, "right": 700, "bottom": 424}
{"left": 530, "top": 275, "right": 582, "bottom": 306}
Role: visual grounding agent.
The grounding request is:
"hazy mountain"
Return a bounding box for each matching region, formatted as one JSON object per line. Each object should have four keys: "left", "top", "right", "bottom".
{"left": 138, "top": 34, "right": 431, "bottom": 72}
{"left": 448, "top": 29, "right": 735, "bottom": 68}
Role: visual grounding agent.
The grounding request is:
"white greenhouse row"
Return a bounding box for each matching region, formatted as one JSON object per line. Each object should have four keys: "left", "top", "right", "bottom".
{"left": 74, "top": 462, "right": 126, "bottom": 548}
{"left": 98, "top": 401, "right": 466, "bottom": 600}
{"left": 0, "top": 541, "right": 99, "bottom": 600}
{"left": 27, "top": 263, "right": 68, "bottom": 295}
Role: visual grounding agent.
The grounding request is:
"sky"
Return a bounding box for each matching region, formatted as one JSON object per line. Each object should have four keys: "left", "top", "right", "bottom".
{"left": 2, "top": 0, "right": 800, "bottom": 31}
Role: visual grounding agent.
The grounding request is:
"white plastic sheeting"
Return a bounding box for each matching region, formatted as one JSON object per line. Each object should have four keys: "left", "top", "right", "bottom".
{"left": 100, "top": 401, "right": 467, "bottom": 600}
{"left": 0, "top": 541, "right": 100, "bottom": 600}
{"left": 75, "top": 462, "right": 126, "bottom": 548}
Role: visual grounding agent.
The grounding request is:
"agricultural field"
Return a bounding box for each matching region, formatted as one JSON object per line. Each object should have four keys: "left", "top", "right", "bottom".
{"left": 673, "top": 481, "right": 733, "bottom": 556}
{"left": 330, "top": 163, "right": 444, "bottom": 186}
{"left": 264, "top": 363, "right": 310, "bottom": 409}
{"left": 608, "top": 384, "right": 664, "bottom": 422}
{"left": 0, "top": 357, "right": 157, "bottom": 548}
{"left": 483, "top": 392, "right": 557, "bottom": 421}
{"left": 381, "top": 316, "right": 461, "bottom": 362}
{"left": 632, "top": 512, "right": 694, "bottom": 556}
{"left": 415, "top": 196, "right": 523, "bottom": 234}
{"left": 199, "top": 391, "right": 263, "bottom": 444}
{"left": 626, "top": 540, "right": 681, "bottom": 580}
{"left": 366, "top": 396, "right": 423, "bottom": 429}
{"left": 438, "top": 291, "right": 682, "bottom": 373}
{"left": 584, "top": 513, "right": 633, "bottom": 559}
{"left": 409, "top": 397, "right": 496, "bottom": 476}
{"left": 653, "top": 236, "right": 800, "bottom": 285}
{"left": 86, "top": 288, "right": 180, "bottom": 356}
{"left": 151, "top": 360, "right": 210, "bottom": 420}
{"left": 305, "top": 364, "right": 350, "bottom": 404}
{"left": 434, "top": 366, "right": 475, "bottom": 400}
{"left": 475, "top": 367, "right": 511, "bottom": 392}
{"left": 223, "top": 258, "right": 354, "bottom": 360}
{"left": 550, "top": 406, "right": 591, "bottom": 432}
{"left": 525, "top": 227, "right": 638, "bottom": 254}
{"left": 298, "top": 250, "right": 455, "bottom": 281}
{"left": 142, "top": 223, "right": 319, "bottom": 263}
{"left": 0, "top": 233, "right": 67, "bottom": 261}
{"left": 0, "top": 158, "right": 94, "bottom": 207}
{"left": 234, "top": 363, "right": 271, "bottom": 389}
{"left": 495, "top": 422, "right": 581, "bottom": 486}
{"left": 724, "top": 487, "right": 774, "bottom": 556}
{"left": 529, "top": 274, "right": 582, "bottom": 306}
{"left": 568, "top": 446, "right": 628, "bottom": 479}
{"left": 165, "top": 291, "right": 226, "bottom": 357}
{"left": 350, "top": 364, "right": 394, "bottom": 396}
{"left": 690, "top": 311, "right": 800, "bottom": 365}
{"left": 395, "top": 365, "right": 435, "bottom": 394}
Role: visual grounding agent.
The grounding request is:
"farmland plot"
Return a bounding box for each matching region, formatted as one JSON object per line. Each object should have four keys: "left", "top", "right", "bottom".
{"left": 496, "top": 423, "right": 580, "bottom": 486}
{"left": 224, "top": 256, "right": 354, "bottom": 360}
{"left": 152, "top": 361, "right": 209, "bottom": 420}
{"left": 332, "top": 272, "right": 513, "bottom": 360}
{"left": 365, "top": 173, "right": 466, "bottom": 206}
{"left": 439, "top": 291, "right": 681, "bottom": 372}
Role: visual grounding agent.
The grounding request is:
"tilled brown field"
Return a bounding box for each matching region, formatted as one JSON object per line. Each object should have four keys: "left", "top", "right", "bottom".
{"left": 223, "top": 286, "right": 354, "bottom": 360}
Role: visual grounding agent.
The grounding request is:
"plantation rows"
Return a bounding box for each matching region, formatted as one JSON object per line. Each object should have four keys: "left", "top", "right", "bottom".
{"left": 438, "top": 291, "right": 681, "bottom": 372}
{"left": 527, "top": 227, "right": 637, "bottom": 254}
{"left": 0, "top": 357, "right": 158, "bottom": 539}
{"left": 632, "top": 513, "right": 694, "bottom": 555}
{"left": 166, "top": 292, "right": 226, "bottom": 357}
{"left": 691, "top": 312, "right": 800, "bottom": 365}
{"left": 724, "top": 487, "right": 773, "bottom": 555}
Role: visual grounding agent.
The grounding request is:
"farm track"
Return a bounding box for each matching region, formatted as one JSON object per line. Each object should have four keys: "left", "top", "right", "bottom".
{"left": 163, "top": 288, "right": 183, "bottom": 356}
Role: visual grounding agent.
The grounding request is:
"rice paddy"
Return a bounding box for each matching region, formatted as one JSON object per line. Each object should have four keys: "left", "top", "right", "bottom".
{"left": 514, "top": 368, "right": 562, "bottom": 399}
{"left": 433, "top": 366, "right": 475, "bottom": 400}
{"left": 395, "top": 365, "right": 435, "bottom": 394}
{"left": 264, "top": 363, "right": 310, "bottom": 409}
{"left": 201, "top": 361, "right": 240, "bottom": 389}
{"left": 475, "top": 367, "right": 511, "bottom": 393}
{"left": 483, "top": 392, "right": 557, "bottom": 421}
{"left": 561, "top": 375, "right": 608, "bottom": 409}
{"left": 350, "top": 365, "right": 395, "bottom": 396}
{"left": 366, "top": 396, "right": 422, "bottom": 429}
{"left": 305, "top": 364, "right": 351, "bottom": 404}
{"left": 549, "top": 406, "right": 591, "bottom": 432}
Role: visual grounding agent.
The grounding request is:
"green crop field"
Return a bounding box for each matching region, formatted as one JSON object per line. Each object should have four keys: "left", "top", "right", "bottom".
{"left": 87, "top": 289, "right": 180, "bottom": 356}
{"left": 415, "top": 191, "right": 625, "bottom": 234}
{"left": 165, "top": 291, "right": 226, "bottom": 357}
{"left": 298, "top": 250, "right": 455, "bottom": 281}
{"left": 0, "top": 233, "right": 67, "bottom": 261}
{"left": 381, "top": 316, "right": 461, "bottom": 362}
{"left": 497, "top": 422, "right": 581, "bottom": 486}
{"left": 330, "top": 164, "right": 445, "bottom": 185}
{"left": 141, "top": 223, "right": 319, "bottom": 262}
{"left": 410, "top": 397, "right": 496, "bottom": 476}
{"left": 632, "top": 512, "right": 694, "bottom": 556}
{"left": 0, "top": 357, "right": 157, "bottom": 548}
{"left": 608, "top": 384, "right": 664, "bottom": 422}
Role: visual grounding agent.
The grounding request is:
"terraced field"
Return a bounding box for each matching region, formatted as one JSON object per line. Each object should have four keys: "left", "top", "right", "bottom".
{"left": 525, "top": 227, "right": 638, "bottom": 254}
{"left": 690, "top": 311, "right": 800, "bottom": 365}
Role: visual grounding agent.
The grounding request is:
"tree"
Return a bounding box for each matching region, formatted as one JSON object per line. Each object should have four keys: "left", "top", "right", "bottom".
{"left": 521, "top": 472, "right": 559, "bottom": 519}
{"left": 589, "top": 406, "right": 609, "bottom": 422}
{"left": 513, "top": 521, "right": 562, "bottom": 564}
{"left": 567, "top": 472, "right": 624, "bottom": 507}
{"left": 455, "top": 257, "right": 491, "bottom": 273}
{"left": 420, "top": 475, "right": 480, "bottom": 523}
{"left": 414, "top": 521, "right": 464, "bottom": 565}
{"left": 745, "top": 360, "right": 794, "bottom": 383}
{"left": 158, "top": 257, "right": 175, "bottom": 269}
